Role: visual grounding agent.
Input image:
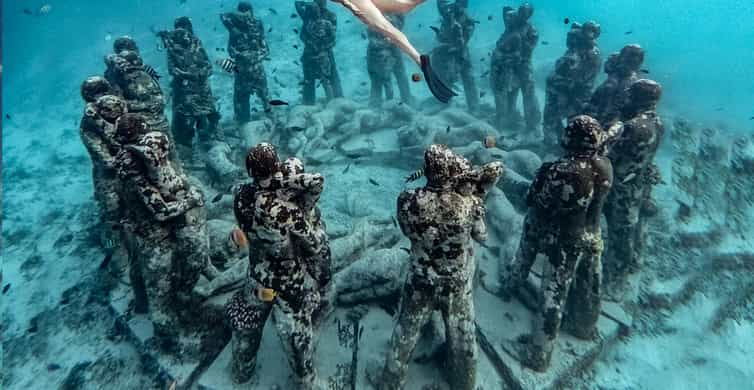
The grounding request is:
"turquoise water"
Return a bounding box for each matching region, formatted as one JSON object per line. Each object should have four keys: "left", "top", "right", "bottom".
{"left": 2, "top": 1, "right": 753, "bottom": 389}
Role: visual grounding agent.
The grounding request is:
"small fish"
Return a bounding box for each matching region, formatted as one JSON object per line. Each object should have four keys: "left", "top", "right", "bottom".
{"left": 430, "top": 26, "right": 440, "bottom": 35}
{"left": 290, "top": 13, "right": 298, "bottom": 18}
{"left": 272, "top": 68, "right": 277, "bottom": 74}
{"left": 268, "top": 27, "right": 272, "bottom": 33}
{"left": 484, "top": 135, "right": 496, "bottom": 149}
{"left": 294, "top": 28, "right": 299, "bottom": 34}
{"left": 418, "top": 23, "right": 423, "bottom": 28}
{"left": 269, "top": 99, "right": 289, "bottom": 106}
{"left": 39, "top": 4, "right": 52, "bottom": 15}
{"left": 346, "top": 19, "right": 352, "bottom": 24}
{"left": 749, "top": 116, "right": 754, "bottom": 120}
{"left": 99, "top": 253, "right": 113, "bottom": 269}
{"left": 23, "top": 9, "right": 33, "bottom": 15}
{"left": 621, "top": 172, "right": 637, "bottom": 184}
{"left": 2, "top": 284, "right": 10, "bottom": 294}
{"left": 481, "top": 70, "right": 489, "bottom": 77}
{"left": 541, "top": 41, "right": 549, "bottom": 45}
{"left": 625, "top": 30, "right": 633, "bottom": 35}
{"left": 405, "top": 169, "right": 424, "bottom": 183}
{"left": 361, "top": 32, "right": 367, "bottom": 40}
{"left": 391, "top": 217, "right": 398, "bottom": 228}
{"left": 640, "top": 69, "right": 650, "bottom": 74}
{"left": 229, "top": 227, "right": 249, "bottom": 249}
{"left": 399, "top": 247, "right": 411, "bottom": 254}
{"left": 368, "top": 178, "right": 380, "bottom": 186}
{"left": 268, "top": 8, "right": 278, "bottom": 15}
{"left": 446, "top": 125, "right": 451, "bottom": 133}
{"left": 212, "top": 193, "right": 224, "bottom": 203}
{"left": 47, "top": 364, "right": 62, "bottom": 371}
{"left": 142, "top": 65, "right": 160, "bottom": 82}
{"left": 714, "top": 107, "right": 724, "bottom": 112}
{"left": 28, "top": 323, "right": 38, "bottom": 334}
{"left": 564, "top": 17, "right": 570, "bottom": 25}
{"left": 217, "top": 58, "right": 237, "bottom": 73}
{"left": 411, "top": 73, "right": 422, "bottom": 82}
{"left": 342, "top": 164, "right": 351, "bottom": 174}
{"left": 360, "top": 81, "right": 367, "bottom": 86}
{"left": 488, "top": 15, "right": 493, "bottom": 21}
{"left": 293, "top": 44, "right": 299, "bottom": 49}
{"left": 5, "top": 114, "right": 10, "bottom": 120}
{"left": 479, "top": 91, "right": 486, "bottom": 98}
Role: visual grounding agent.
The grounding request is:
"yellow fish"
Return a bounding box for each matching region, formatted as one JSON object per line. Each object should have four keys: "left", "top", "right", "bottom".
{"left": 257, "top": 287, "right": 277, "bottom": 302}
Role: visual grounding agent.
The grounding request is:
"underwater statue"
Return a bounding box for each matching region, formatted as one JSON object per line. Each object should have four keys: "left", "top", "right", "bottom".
{"left": 103, "top": 35, "right": 140, "bottom": 96}
{"left": 586, "top": 44, "right": 645, "bottom": 127}
{"left": 221, "top": 1, "right": 271, "bottom": 122}
{"left": 376, "top": 144, "right": 503, "bottom": 390}
{"left": 430, "top": 0, "right": 479, "bottom": 111}
{"left": 227, "top": 143, "right": 328, "bottom": 388}
{"left": 500, "top": 115, "right": 612, "bottom": 372}
{"left": 366, "top": 12, "right": 414, "bottom": 106}
{"left": 113, "top": 113, "right": 209, "bottom": 349}
{"left": 159, "top": 17, "right": 220, "bottom": 157}
{"left": 491, "top": 3, "right": 541, "bottom": 137}
{"left": 79, "top": 78, "right": 127, "bottom": 250}
{"left": 296, "top": 0, "right": 343, "bottom": 105}
{"left": 542, "top": 22, "right": 602, "bottom": 147}
{"left": 330, "top": 0, "right": 457, "bottom": 103}
{"left": 603, "top": 79, "right": 664, "bottom": 297}
{"left": 280, "top": 157, "right": 333, "bottom": 326}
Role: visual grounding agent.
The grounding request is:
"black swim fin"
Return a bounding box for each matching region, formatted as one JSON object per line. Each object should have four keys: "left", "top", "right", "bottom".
{"left": 420, "top": 54, "right": 457, "bottom": 104}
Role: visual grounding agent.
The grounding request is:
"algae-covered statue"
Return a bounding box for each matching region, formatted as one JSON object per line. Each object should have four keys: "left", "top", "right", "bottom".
{"left": 79, "top": 78, "right": 127, "bottom": 250}
{"left": 376, "top": 144, "right": 502, "bottom": 390}
{"left": 221, "top": 2, "right": 271, "bottom": 122}
{"left": 491, "top": 4, "right": 540, "bottom": 137}
{"left": 366, "top": 12, "right": 414, "bottom": 106}
{"left": 296, "top": 0, "right": 343, "bottom": 105}
{"left": 542, "top": 22, "right": 602, "bottom": 146}
{"left": 159, "top": 17, "right": 220, "bottom": 155}
{"left": 114, "top": 113, "right": 209, "bottom": 349}
{"left": 501, "top": 115, "right": 612, "bottom": 371}
{"left": 604, "top": 79, "right": 664, "bottom": 296}
{"left": 227, "top": 143, "right": 329, "bottom": 389}
{"left": 431, "top": 0, "right": 479, "bottom": 111}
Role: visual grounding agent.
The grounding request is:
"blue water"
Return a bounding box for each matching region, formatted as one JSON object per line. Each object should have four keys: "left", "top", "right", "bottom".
{"left": 2, "top": 1, "right": 753, "bottom": 389}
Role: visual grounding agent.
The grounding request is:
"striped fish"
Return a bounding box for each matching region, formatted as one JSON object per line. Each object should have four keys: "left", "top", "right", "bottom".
{"left": 405, "top": 169, "right": 424, "bottom": 183}
{"left": 142, "top": 64, "right": 160, "bottom": 82}
{"left": 216, "top": 58, "right": 237, "bottom": 74}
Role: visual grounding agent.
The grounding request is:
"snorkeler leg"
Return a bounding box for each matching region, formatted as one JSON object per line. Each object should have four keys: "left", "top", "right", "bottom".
{"left": 420, "top": 54, "right": 456, "bottom": 103}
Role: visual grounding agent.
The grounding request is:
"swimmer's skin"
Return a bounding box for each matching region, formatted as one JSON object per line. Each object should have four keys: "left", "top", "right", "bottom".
{"left": 332, "top": 0, "right": 456, "bottom": 102}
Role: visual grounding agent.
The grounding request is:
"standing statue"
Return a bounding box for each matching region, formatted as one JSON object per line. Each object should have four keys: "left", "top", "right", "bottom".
{"left": 603, "top": 79, "right": 663, "bottom": 296}
{"left": 114, "top": 113, "right": 209, "bottom": 349}
{"left": 159, "top": 17, "right": 220, "bottom": 156}
{"left": 431, "top": 0, "right": 479, "bottom": 111}
{"left": 366, "top": 12, "right": 414, "bottom": 106}
{"left": 542, "top": 22, "right": 602, "bottom": 146}
{"left": 586, "top": 44, "right": 645, "bottom": 127}
{"left": 221, "top": 1, "right": 271, "bottom": 122}
{"left": 490, "top": 4, "right": 540, "bottom": 137}
{"left": 226, "top": 143, "right": 328, "bottom": 389}
{"left": 377, "top": 145, "right": 503, "bottom": 390}
{"left": 79, "top": 78, "right": 127, "bottom": 251}
{"left": 500, "top": 116, "right": 612, "bottom": 371}
{"left": 296, "top": 0, "right": 343, "bottom": 105}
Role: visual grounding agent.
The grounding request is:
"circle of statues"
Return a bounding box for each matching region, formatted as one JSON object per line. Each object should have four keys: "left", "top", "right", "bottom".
{"left": 79, "top": 1, "right": 667, "bottom": 389}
